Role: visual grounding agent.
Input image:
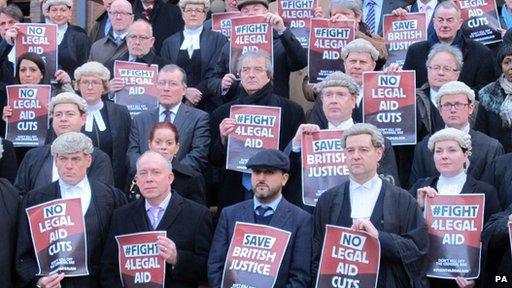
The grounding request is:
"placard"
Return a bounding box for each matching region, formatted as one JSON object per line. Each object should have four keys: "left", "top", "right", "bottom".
{"left": 114, "top": 60, "right": 159, "bottom": 118}
{"left": 226, "top": 105, "right": 281, "bottom": 173}
{"left": 454, "top": 0, "right": 502, "bottom": 44}
{"left": 277, "top": 0, "right": 317, "bottom": 48}
{"left": 308, "top": 19, "right": 355, "bottom": 84}
{"left": 26, "top": 198, "right": 88, "bottom": 276}
{"left": 362, "top": 71, "right": 417, "bottom": 145}
{"left": 425, "top": 194, "right": 485, "bottom": 279}
{"left": 301, "top": 130, "right": 349, "bottom": 206}
{"left": 221, "top": 222, "right": 291, "bottom": 288}
{"left": 212, "top": 12, "right": 241, "bottom": 40}
{"left": 5, "top": 84, "right": 50, "bottom": 147}
{"left": 383, "top": 13, "right": 427, "bottom": 67}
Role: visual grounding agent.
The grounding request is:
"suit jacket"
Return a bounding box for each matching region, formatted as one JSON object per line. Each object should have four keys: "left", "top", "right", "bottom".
{"left": 15, "top": 180, "right": 127, "bottom": 288}
{"left": 59, "top": 25, "right": 91, "bottom": 80}
{"left": 409, "top": 129, "right": 504, "bottom": 187}
{"left": 88, "top": 11, "right": 110, "bottom": 43}
{"left": 208, "top": 198, "right": 312, "bottom": 288}
{"left": 127, "top": 104, "right": 210, "bottom": 174}
{"left": 14, "top": 145, "right": 114, "bottom": 196}
{"left": 374, "top": 0, "right": 409, "bottom": 35}
{"left": 106, "top": 49, "right": 170, "bottom": 76}
{"left": 0, "top": 178, "right": 19, "bottom": 288}
{"left": 101, "top": 192, "right": 212, "bottom": 288}
{"left": 89, "top": 33, "right": 129, "bottom": 66}
{"left": 0, "top": 139, "right": 17, "bottom": 183}
{"left": 482, "top": 153, "right": 512, "bottom": 210}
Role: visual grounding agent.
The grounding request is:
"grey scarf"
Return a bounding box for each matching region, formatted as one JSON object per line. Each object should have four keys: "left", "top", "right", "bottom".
{"left": 498, "top": 75, "right": 512, "bottom": 127}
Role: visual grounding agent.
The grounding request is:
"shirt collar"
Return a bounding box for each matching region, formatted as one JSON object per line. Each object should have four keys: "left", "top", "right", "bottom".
{"left": 438, "top": 170, "right": 466, "bottom": 185}
{"left": 87, "top": 100, "right": 104, "bottom": 112}
{"left": 58, "top": 176, "right": 89, "bottom": 192}
{"left": 350, "top": 174, "right": 381, "bottom": 190}
{"left": 419, "top": 0, "right": 437, "bottom": 9}
{"left": 328, "top": 118, "right": 354, "bottom": 131}
{"left": 445, "top": 123, "right": 470, "bottom": 134}
{"left": 113, "top": 31, "right": 128, "bottom": 39}
{"left": 184, "top": 25, "right": 203, "bottom": 36}
{"left": 253, "top": 195, "right": 282, "bottom": 212}
{"left": 56, "top": 23, "right": 68, "bottom": 33}
{"left": 145, "top": 191, "right": 172, "bottom": 212}
{"left": 159, "top": 102, "right": 181, "bottom": 115}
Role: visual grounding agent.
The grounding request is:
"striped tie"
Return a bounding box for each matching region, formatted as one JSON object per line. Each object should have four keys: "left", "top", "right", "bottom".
{"left": 366, "top": 0, "right": 376, "bottom": 34}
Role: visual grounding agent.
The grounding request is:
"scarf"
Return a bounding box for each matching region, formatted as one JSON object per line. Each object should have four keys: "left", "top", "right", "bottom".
{"left": 498, "top": 75, "right": 512, "bottom": 127}
{"left": 238, "top": 82, "right": 274, "bottom": 106}
{"left": 503, "top": 5, "right": 512, "bottom": 29}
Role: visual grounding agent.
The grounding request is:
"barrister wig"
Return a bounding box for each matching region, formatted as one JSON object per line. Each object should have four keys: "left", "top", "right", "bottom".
{"left": 436, "top": 80, "right": 476, "bottom": 107}
{"left": 49, "top": 92, "right": 88, "bottom": 115}
{"left": 340, "top": 123, "right": 385, "bottom": 149}
{"left": 51, "top": 132, "right": 94, "bottom": 156}
{"left": 427, "top": 127, "right": 472, "bottom": 156}
{"left": 42, "top": 0, "right": 73, "bottom": 12}
{"left": 341, "top": 38, "right": 379, "bottom": 61}
{"left": 317, "top": 71, "right": 359, "bottom": 97}
{"left": 179, "top": 0, "right": 211, "bottom": 12}
{"left": 74, "top": 62, "right": 111, "bottom": 92}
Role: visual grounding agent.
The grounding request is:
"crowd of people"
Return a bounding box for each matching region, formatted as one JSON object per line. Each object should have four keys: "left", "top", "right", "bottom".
{"left": 0, "top": 0, "right": 511, "bottom": 287}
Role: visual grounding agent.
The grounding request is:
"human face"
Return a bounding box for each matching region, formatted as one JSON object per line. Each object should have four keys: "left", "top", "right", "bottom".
{"left": 344, "top": 52, "right": 376, "bottom": 85}
{"left": 48, "top": 4, "right": 72, "bottom": 26}
{"left": 226, "top": 0, "right": 238, "bottom": 12}
{"left": 52, "top": 103, "right": 87, "bottom": 136}
{"left": 156, "top": 70, "right": 186, "bottom": 108}
{"left": 240, "top": 3, "right": 267, "bottom": 16}
{"left": 126, "top": 22, "right": 155, "bottom": 58}
{"left": 182, "top": 4, "right": 207, "bottom": 29}
{"left": 55, "top": 152, "right": 92, "bottom": 185}
{"left": 251, "top": 168, "right": 288, "bottom": 203}
{"left": 433, "top": 140, "right": 467, "bottom": 177}
{"left": 345, "top": 134, "right": 383, "bottom": 183}
{"left": 0, "top": 13, "right": 17, "bottom": 39}
{"left": 135, "top": 154, "right": 174, "bottom": 206}
{"left": 78, "top": 75, "right": 104, "bottom": 105}
{"left": 439, "top": 93, "right": 473, "bottom": 129}
{"left": 240, "top": 56, "right": 270, "bottom": 95}
{"left": 433, "top": 7, "right": 462, "bottom": 43}
{"left": 427, "top": 52, "right": 460, "bottom": 90}
{"left": 18, "top": 59, "right": 43, "bottom": 84}
{"left": 148, "top": 128, "right": 180, "bottom": 160}
{"left": 501, "top": 55, "right": 512, "bottom": 82}
{"left": 321, "top": 86, "right": 356, "bottom": 125}
{"left": 330, "top": 7, "right": 361, "bottom": 24}
{"left": 109, "top": 0, "right": 134, "bottom": 34}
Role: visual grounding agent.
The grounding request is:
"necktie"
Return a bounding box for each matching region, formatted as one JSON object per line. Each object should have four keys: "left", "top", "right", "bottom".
{"left": 141, "top": 6, "right": 153, "bottom": 20}
{"left": 149, "top": 207, "right": 162, "bottom": 229}
{"left": 115, "top": 36, "right": 122, "bottom": 46}
{"left": 256, "top": 205, "right": 272, "bottom": 216}
{"left": 366, "top": 0, "right": 376, "bottom": 34}
{"left": 163, "top": 109, "right": 171, "bottom": 122}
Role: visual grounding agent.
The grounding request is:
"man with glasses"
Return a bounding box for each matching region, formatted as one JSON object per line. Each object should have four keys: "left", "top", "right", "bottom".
{"left": 409, "top": 81, "right": 504, "bottom": 186}
{"left": 402, "top": 1, "right": 498, "bottom": 93}
{"left": 89, "top": 0, "right": 134, "bottom": 65}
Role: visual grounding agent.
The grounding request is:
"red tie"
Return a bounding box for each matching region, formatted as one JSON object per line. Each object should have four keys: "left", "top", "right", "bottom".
{"left": 141, "top": 6, "right": 153, "bottom": 20}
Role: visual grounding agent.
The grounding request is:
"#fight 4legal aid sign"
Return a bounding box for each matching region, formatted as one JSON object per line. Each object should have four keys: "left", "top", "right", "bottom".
{"left": 116, "top": 231, "right": 167, "bottom": 288}
{"left": 114, "top": 60, "right": 159, "bottom": 118}
{"left": 15, "top": 23, "right": 58, "bottom": 80}
{"left": 308, "top": 19, "right": 355, "bottom": 84}
{"left": 226, "top": 105, "right": 281, "bottom": 173}
{"left": 230, "top": 15, "right": 273, "bottom": 74}
{"left": 301, "top": 130, "right": 349, "bottom": 206}
{"left": 212, "top": 12, "right": 241, "bottom": 40}
{"left": 5, "top": 84, "right": 50, "bottom": 147}
{"left": 26, "top": 198, "right": 88, "bottom": 276}
{"left": 453, "top": 0, "right": 501, "bottom": 44}
{"left": 425, "top": 194, "right": 485, "bottom": 279}
{"left": 316, "top": 225, "right": 380, "bottom": 288}
{"left": 277, "top": 0, "right": 316, "bottom": 48}
{"left": 222, "top": 222, "right": 291, "bottom": 288}
{"left": 362, "top": 71, "right": 417, "bottom": 145}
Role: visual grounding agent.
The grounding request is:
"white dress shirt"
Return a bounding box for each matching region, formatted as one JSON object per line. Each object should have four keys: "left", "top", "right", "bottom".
{"left": 59, "top": 177, "right": 92, "bottom": 214}
{"left": 328, "top": 118, "right": 355, "bottom": 131}
{"left": 349, "top": 174, "right": 383, "bottom": 223}
{"left": 158, "top": 103, "right": 181, "bottom": 123}
{"left": 418, "top": 0, "right": 437, "bottom": 25}
{"left": 363, "top": 0, "right": 383, "bottom": 34}
{"left": 85, "top": 101, "right": 107, "bottom": 132}
{"left": 437, "top": 171, "right": 467, "bottom": 195}
{"left": 145, "top": 192, "right": 172, "bottom": 229}
{"left": 429, "top": 88, "right": 439, "bottom": 108}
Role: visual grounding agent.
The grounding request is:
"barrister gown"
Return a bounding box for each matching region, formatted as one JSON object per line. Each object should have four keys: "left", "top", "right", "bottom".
{"left": 100, "top": 192, "right": 212, "bottom": 288}
{"left": 0, "top": 139, "right": 17, "bottom": 183}
{"left": 58, "top": 25, "right": 91, "bottom": 80}
{"left": 482, "top": 153, "right": 512, "bottom": 210}
{"left": 0, "top": 178, "right": 20, "bottom": 288}
{"left": 312, "top": 180, "right": 429, "bottom": 288}
{"left": 15, "top": 180, "right": 127, "bottom": 288}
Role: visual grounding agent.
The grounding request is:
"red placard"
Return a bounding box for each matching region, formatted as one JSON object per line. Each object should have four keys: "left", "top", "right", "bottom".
{"left": 362, "top": 71, "right": 417, "bottom": 145}
{"left": 226, "top": 105, "right": 281, "bottom": 173}
{"left": 114, "top": 60, "right": 159, "bottom": 118}
{"left": 26, "top": 198, "right": 88, "bottom": 276}
{"left": 5, "top": 84, "right": 50, "bottom": 147}
{"left": 221, "top": 222, "right": 291, "bottom": 288}
{"left": 425, "top": 194, "right": 485, "bottom": 279}
{"left": 116, "top": 231, "right": 167, "bottom": 288}
{"left": 383, "top": 13, "right": 427, "bottom": 67}
{"left": 453, "top": 0, "right": 501, "bottom": 44}
{"left": 229, "top": 16, "right": 273, "bottom": 74}
{"left": 277, "top": 0, "right": 317, "bottom": 48}
{"left": 15, "top": 23, "right": 58, "bottom": 80}
{"left": 315, "top": 225, "right": 381, "bottom": 288}
{"left": 308, "top": 19, "right": 355, "bottom": 84}
{"left": 212, "top": 12, "right": 241, "bottom": 40}
{"left": 301, "top": 130, "right": 349, "bottom": 206}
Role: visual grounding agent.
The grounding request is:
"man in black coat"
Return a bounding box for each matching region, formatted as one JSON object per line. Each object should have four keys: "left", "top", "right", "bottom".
{"left": 482, "top": 153, "right": 512, "bottom": 210}
{"left": 210, "top": 50, "right": 305, "bottom": 211}
{"left": 15, "top": 132, "right": 127, "bottom": 288}
{"left": 0, "top": 178, "right": 19, "bottom": 288}
{"left": 205, "top": 0, "right": 307, "bottom": 100}
{"left": 101, "top": 151, "right": 212, "bottom": 288}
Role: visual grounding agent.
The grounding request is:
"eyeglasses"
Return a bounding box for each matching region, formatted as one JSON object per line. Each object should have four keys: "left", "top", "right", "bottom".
{"left": 108, "top": 11, "right": 133, "bottom": 17}
{"left": 183, "top": 8, "right": 205, "bottom": 14}
{"left": 434, "top": 17, "right": 458, "bottom": 24}
{"left": 439, "top": 102, "right": 470, "bottom": 111}
{"left": 427, "top": 65, "right": 459, "bottom": 73}
{"left": 79, "top": 80, "right": 103, "bottom": 87}
{"left": 126, "top": 35, "right": 152, "bottom": 41}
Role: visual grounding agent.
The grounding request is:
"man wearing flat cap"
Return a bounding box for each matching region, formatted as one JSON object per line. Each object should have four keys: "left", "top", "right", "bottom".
{"left": 208, "top": 149, "right": 312, "bottom": 287}
{"left": 15, "top": 132, "right": 127, "bottom": 288}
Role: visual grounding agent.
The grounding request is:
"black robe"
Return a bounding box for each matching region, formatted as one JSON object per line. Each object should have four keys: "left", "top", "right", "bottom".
{"left": 58, "top": 25, "right": 91, "bottom": 80}
{"left": 0, "top": 178, "right": 19, "bottom": 288}
{"left": 482, "top": 153, "right": 512, "bottom": 210}
{"left": 0, "top": 139, "right": 17, "bottom": 183}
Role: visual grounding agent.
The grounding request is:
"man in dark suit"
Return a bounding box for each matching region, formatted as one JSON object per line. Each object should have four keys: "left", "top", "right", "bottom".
{"left": 208, "top": 149, "right": 312, "bottom": 287}
{"left": 127, "top": 64, "right": 210, "bottom": 175}
{"left": 362, "top": 0, "right": 407, "bottom": 36}
{"left": 101, "top": 151, "right": 212, "bottom": 287}
{"left": 89, "top": 0, "right": 114, "bottom": 42}
{"left": 15, "top": 132, "right": 127, "bottom": 288}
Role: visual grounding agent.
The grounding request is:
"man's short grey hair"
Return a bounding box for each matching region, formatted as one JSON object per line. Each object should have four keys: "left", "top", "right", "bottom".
{"left": 317, "top": 71, "right": 359, "bottom": 96}
{"left": 341, "top": 38, "right": 379, "bottom": 61}
{"left": 129, "top": 19, "right": 153, "bottom": 37}
{"left": 434, "top": 0, "right": 461, "bottom": 18}
{"left": 136, "top": 151, "right": 173, "bottom": 172}
{"left": 340, "top": 123, "right": 385, "bottom": 149}
{"left": 236, "top": 50, "right": 273, "bottom": 80}
{"left": 159, "top": 64, "right": 188, "bottom": 86}
{"left": 0, "top": 5, "right": 23, "bottom": 22}
{"left": 329, "top": 0, "right": 362, "bottom": 16}
{"left": 426, "top": 43, "right": 463, "bottom": 71}
{"left": 427, "top": 127, "right": 472, "bottom": 156}
{"left": 51, "top": 132, "right": 94, "bottom": 156}
{"left": 179, "top": 0, "right": 210, "bottom": 12}
{"left": 49, "top": 92, "right": 88, "bottom": 115}
{"left": 436, "top": 81, "right": 475, "bottom": 107}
